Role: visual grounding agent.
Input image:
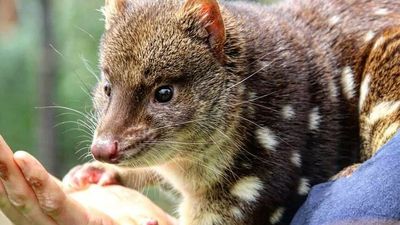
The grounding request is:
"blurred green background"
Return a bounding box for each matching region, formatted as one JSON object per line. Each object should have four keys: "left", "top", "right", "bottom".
{"left": 0, "top": 0, "right": 105, "bottom": 176}
{"left": 0, "top": 0, "right": 275, "bottom": 214}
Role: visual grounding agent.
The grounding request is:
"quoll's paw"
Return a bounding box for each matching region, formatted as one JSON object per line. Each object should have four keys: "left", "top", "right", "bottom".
{"left": 330, "top": 163, "right": 361, "bottom": 180}
{"left": 141, "top": 218, "right": 159, "bottom": 225}
{"left": 63, "top": 162, "right": 120, "bottom": 190}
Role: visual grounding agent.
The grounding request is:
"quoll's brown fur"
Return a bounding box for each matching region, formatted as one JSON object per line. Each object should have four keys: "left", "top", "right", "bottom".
{"left": 334, "top": 28, "right": 400, "bottom": 181}
{"left": 357, "top": 27, "right": 400, "bottom": 159}
{"left": 64, "top": 0, "right": 400, "bottom": 224}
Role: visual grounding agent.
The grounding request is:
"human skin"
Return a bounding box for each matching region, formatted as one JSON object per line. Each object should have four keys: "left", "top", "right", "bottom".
{"left": 0, "top": 136, "right": 176, "bottom": 225}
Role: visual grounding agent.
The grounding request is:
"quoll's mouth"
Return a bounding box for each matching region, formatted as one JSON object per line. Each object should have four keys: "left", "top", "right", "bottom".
{"left": 119, "top": 137, "right": 153, "bottom": 157}
{"left": 91, "top": 132, "right": 156, "bottom": 164}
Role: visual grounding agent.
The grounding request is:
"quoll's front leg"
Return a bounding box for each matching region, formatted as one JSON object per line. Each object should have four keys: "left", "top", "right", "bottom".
{"left": 63, "top": 161, "right": 160, "bottom": 191}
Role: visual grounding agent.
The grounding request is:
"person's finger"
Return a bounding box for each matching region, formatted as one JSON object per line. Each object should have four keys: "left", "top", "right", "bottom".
{"left": 14, "top": 151, "right": 117, "bottom": 225}
{"left": 0, "top": 180, "right": 32, "bottom": 225}
{"left": 0, "top": 136, "right": 57, "bottom": 225}
{"left": 49, "top": 174, "right": 64, "bottom": 189}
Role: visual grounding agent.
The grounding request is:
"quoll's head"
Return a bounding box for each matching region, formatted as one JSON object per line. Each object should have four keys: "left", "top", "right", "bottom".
{"left": 91, "top": 0, "right": 244, "bottom": 166}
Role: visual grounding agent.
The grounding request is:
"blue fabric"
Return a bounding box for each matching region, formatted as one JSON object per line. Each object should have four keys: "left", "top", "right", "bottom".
{"left": 291, "top": 132, "right": 400, "bottom": 225}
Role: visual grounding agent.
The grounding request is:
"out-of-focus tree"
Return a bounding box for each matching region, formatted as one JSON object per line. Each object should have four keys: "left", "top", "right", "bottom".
{"left": 37, "top": 0, "right": 58, "bottom": 175}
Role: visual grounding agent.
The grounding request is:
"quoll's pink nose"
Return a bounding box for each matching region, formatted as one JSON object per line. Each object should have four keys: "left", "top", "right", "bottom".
{"left": 91, "top": 139, "right": 120, "bottom": 163}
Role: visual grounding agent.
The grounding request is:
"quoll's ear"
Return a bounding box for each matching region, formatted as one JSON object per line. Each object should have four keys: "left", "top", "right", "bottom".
{"left": 104, "top": 0, "right": 127, "bottom": 30}
{"left": 178, "top": 0, "right": 226, "bottom": 64}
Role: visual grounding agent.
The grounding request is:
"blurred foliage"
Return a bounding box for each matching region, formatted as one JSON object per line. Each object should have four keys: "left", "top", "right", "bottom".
{"left": 0, "top": 0, "right": 277, "bottom": 214}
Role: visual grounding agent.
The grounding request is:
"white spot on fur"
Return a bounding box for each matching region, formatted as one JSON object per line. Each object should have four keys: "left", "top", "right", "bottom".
{"left": 383, "top": 122, "right": 400, "bottom": 141}
{"left": 341, "top": 66, "right": 356, "bottom": 100}
{"left": 199, "top": 212, "right": 223, "bottom": 225}
{"left": 309, "top": 107, "right": 321, "bottom": 130}
{"left": 238, "top": 85, "right": 247, "bottom": 98}
{"left": 374, "top": 8, "right": 389, "bottom": 16}
{"left": 249, "top": 92, "right": 257, "bottom": 100}
{"left": 373, "top": 36, "right": 386, "bottom": 50}
{"left": 242, "top": 162, "right": 252, "bottom": 169}
{"left": 231, "top": 207, "right": 244, "bottom": 220}
{"left": 291, "top": 152, "right": 302, "bottom": 167}
{"left": 230, "top": 176, "right": 263, "bottom": 202}
{"left": 282, "top": 105, "right": 295, "bottom": 120}
{"left": 270, "top": 207, "right": 285, "bottom": 224}
{"left": 328, "top": 15, "right": 341, "bottom": 25}
{"left": 368, "top": 101, "right": 400, "bottom": 125}
{"left": 328, "top": 79, "right": 339, "bottom": 101}
{"left": 256, "top": 127, "right": 279, "bottom": 151}
{"left": 359, "top": 74, "right": 371, "bottom": 110}
{"left": 364, "top": 30, "right": 375, "bottom": 43}
{"left": 298, "top": 177, "right": 311, "bottom": 195}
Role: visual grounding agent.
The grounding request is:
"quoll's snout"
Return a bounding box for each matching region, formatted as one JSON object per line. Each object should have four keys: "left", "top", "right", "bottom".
{"left": 91, "top": 138, "right": 120, "bottom": 163}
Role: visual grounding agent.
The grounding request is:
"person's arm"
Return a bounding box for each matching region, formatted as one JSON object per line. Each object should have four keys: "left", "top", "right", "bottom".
{"left": 0, "top": 135, "right": 176, "bottom": 225}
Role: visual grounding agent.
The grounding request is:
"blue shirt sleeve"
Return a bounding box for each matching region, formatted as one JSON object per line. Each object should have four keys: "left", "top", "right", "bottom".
{"left": 291, "top": 131, "right": 400, "bottom": 225}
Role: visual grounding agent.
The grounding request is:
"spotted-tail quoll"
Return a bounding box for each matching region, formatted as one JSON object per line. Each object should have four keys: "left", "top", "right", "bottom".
{"left": 63, "top": 0, "right": 400, "bottom": 224}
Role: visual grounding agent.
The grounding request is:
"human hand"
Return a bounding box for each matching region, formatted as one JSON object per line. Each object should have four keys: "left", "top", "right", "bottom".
{"left": 0, "top": 136, "right": 176, "bottom": 225}
{"left": 69, "top": 185, "right": 176, "bottom": 225}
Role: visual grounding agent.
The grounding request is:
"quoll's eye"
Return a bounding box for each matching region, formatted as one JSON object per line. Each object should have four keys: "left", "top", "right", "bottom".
{"left": 104, "top": 82, "right": 111, "bottom": 97}
{"left": 155, "top": 85, "right": 174, "bottom": 103}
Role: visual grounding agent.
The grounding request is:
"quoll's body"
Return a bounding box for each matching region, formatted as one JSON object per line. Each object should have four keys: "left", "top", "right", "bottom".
{"left": 65, "top": 0, "right": 400, "bottom": 224}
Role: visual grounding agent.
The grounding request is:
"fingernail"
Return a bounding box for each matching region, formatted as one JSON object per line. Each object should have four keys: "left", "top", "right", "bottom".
{"left": 14, "top": 151, "right": 28, "bottom": 158}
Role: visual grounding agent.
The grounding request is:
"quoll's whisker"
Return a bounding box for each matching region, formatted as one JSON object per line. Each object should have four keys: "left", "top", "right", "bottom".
{"left": 75, "top": 25, "right": 96, "bottom": 41}
{"left": 233, "top": 90, "right": 280, "bottom": 106}
{"left": 79, "top": 55, "right": 101, "bottom": 82}
{"left": 226, "top": 57, "right": 280, "bottom": 91}
{"left": 144, "top": 140, "right": 208, "bottom": 145}
{"left": 36, "top": 105, "right": 90, "bottom": 119}
{"left": 151, "top": 118, "right": 209, "bottom": 132}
